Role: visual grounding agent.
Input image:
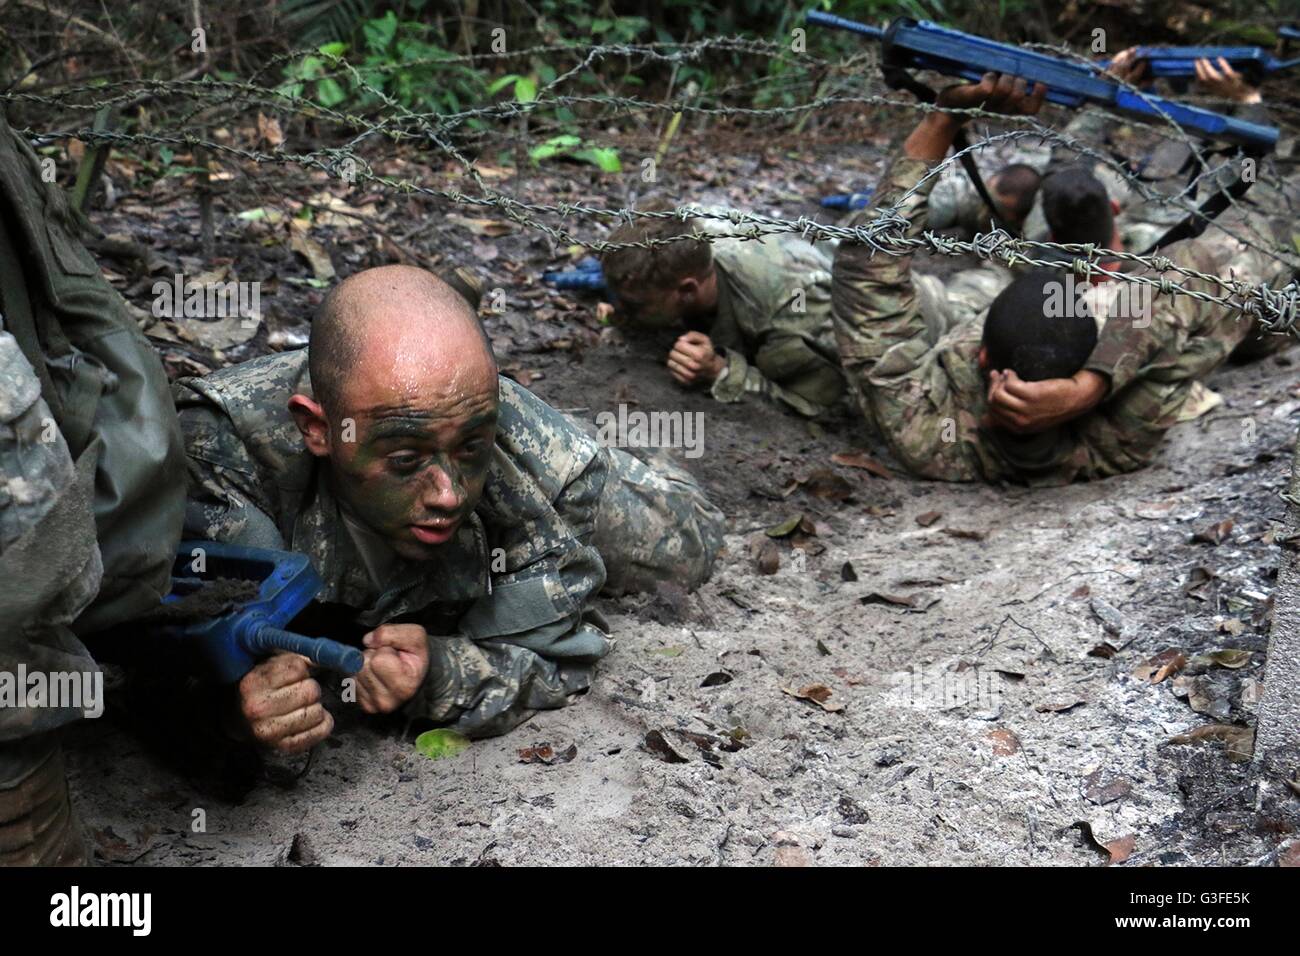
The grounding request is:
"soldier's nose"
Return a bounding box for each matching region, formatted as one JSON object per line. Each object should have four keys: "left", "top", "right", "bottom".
{"left": 420, "top": 467, "right": 462, "bottom": 512}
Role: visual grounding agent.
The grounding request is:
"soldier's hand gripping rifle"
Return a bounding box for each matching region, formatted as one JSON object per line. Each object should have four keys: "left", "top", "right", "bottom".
{"left": 1099, "top": 35, "right": 1300, "bottom": 89}
{"left": 807, "top": 10, "right": 1279, "bottom": 248}
{"left": 130, "top": 542, "right": 364, "bottom": 683}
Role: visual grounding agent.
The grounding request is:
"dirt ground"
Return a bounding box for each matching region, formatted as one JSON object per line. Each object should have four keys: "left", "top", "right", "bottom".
{"left": 61, "top": 122, "right": 1300, "bottom": 867}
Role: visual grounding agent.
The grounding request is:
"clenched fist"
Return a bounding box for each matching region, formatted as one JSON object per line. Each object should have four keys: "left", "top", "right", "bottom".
{"left": 356, "top": 623, "right": 430, "bottom": 714}
{"left": 667, "top": 331, "right": 726, "bottom": 387}
{"left": 238, "top": 653, "right": 333, "bottom": 754}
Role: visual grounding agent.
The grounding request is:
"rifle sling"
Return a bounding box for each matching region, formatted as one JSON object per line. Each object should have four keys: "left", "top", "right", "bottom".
{"left": 881, "top": 66, "right": 1019, "bottom": 238}
{"left": 1139, "top": 147, "right": 1258, "bottom": 254}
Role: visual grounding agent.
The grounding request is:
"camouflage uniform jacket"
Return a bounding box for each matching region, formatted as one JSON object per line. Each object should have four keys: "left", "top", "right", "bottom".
{"left": 698, "top": 234, "right": 845, "bottom": 417}
{"left": 1048, "top": 106, "right": 1295, "bottom": 254}
{"left": 174, "top": 351, "right": 614, "bottom": 739}
{"left": 832, "top": 152, "right": 1290, "bottom": 486}
{"left": 0, "top": 325, "right": 103, "bottom": 777}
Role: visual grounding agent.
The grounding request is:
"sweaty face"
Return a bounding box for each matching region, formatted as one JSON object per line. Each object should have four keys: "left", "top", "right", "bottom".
{"left": 327, "top": 354, "right": 499, "bottom": 562}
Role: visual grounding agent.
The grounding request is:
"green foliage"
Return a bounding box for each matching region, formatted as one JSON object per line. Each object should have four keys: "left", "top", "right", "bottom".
{"left": 279, "top": 13, "right": 487, "bottom": 115}
{"left": 529, "top": 135, "right": 622, "bottom": 172}
{"left": 414, "top": 729, "right": 471, "bottom": 760}
{"left": 280, "top": 0, "right": 381, "bottom": 50}
{"left": 279, "top": 9, "right": 624, "bottom": 174}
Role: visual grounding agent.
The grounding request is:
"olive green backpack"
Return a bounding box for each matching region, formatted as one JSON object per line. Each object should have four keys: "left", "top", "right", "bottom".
{"left": 0, "top": 111, "right": 184, "bottom": 634}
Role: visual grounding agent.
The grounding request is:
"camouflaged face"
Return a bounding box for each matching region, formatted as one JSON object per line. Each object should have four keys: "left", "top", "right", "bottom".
{"left": 174, "top": 350, "right": 722, "bottom": 736}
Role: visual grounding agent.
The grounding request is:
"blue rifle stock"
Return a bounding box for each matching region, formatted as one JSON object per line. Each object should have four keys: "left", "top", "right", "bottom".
{"left": 542, "top": 256, "right": 607, "bottom": 293}
{"left": 806, "top": 10, "right": 1278, "bottom": 153}
{"left": 150, "top": 541, "right": 363, "bottom": 683}
{"left": 820, "top": 189, "right": 875, "bottom": 210}
{"left": 809, "top": 10, "right": 1278, "bottom": 250}
{"left": 1099, "top": 29, "right": 1300, "bottom": 88}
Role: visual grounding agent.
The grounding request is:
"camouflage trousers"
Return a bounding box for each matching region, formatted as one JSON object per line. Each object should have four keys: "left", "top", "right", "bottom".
{"left": 0, "top": 331, "right": 99, "bottom": 864}
{"left": 592, "top": 446, "right": 724, "bottom": 595}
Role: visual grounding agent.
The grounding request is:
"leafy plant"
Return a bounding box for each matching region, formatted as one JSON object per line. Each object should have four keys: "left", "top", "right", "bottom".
{"left": 528, "top": 134, "right": 621, "bottom": 172}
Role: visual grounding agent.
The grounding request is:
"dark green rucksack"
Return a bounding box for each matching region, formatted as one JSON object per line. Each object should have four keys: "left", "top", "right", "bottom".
{"left": 0, "top": 110, "right": 185, "bottom": 633}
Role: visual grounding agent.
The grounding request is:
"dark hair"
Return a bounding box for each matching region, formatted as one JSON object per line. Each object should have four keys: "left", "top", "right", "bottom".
{"left": 599, "top": 199, "right": 713, "bottom": 298}
{"left": 992, "top": 163, "right": 1042, "bottom": 222}
{"left": 982, "top": 268, "right": 1098, "bottom": 381}
{"left": 1041, "top": 164, "right": 1115, "bottom": 247}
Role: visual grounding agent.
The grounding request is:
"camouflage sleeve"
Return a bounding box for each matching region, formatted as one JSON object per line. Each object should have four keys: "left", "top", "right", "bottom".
{"left": 710, "top": 341, "right": 842, "bottom": 418}
{"left": 926, "top": 171, "right": 963, "bottom": 231}
{"left": 0, "top": 330, "right": 102, "bottom": 744}
{"left": 405, "top": 446, "right": 612, "bottom": 738}
{"left": 1082, "top": 239, "right": 1230, "bottom": 396}
{"left": 174, "top": 400, "right": 287, "bottom": 549}
{"left": 832, "top": 153, "right": 986, "bottom": 481}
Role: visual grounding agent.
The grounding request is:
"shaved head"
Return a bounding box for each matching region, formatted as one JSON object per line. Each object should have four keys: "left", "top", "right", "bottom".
{"left": 291, "top": 265, "right": 501, "bottom": 560}
{"left": 310, "top": 265, "right": 494, "bottom": 412}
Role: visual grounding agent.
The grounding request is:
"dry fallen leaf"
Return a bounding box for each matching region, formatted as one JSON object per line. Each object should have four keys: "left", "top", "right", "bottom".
{"left": 766, "top": 514, "right": 813, "bottom": 538}
{"left": 1104, "top": 834, "right": 1136, "bottom": 865}
{"left": 831, "top": 450, "right": 892, "bottom": 479}
{"left": 988, "top": 729, "right": 1021, "bottom": 756}
{"left": 1196, "top": 648, "right": 1252, "bottom": 670}
{"left": 1168, "top": 723, "right": 1255, "bottom": 763}
{"left": 256, "top": 112, "right": 284, "bottom": 148}
{"left": 861, "top": 591, "right": 939, "bottom": 612}
{"left": 289, "top": 225, "right": 335, "bottom": 281}
{"left": 1034, "top": 694, "right": 1087, "bottom": 714}
{"left": 782, "top": 683, "right": 845, "bottom": 713}
{"left": 1083, "top": 768, "right": 1132, "bottom": 805}
{"left": 446, "top": 213, "right": 517, "bottom": 237}
{"left": 796, "top": 469, "right": 853, "bottom": 501}
{"left": 1217, "top": 618, "right": 1245, "bottom": 637}
{"left": 1132, "top": 649, "right": 1187, "bottom": 684}
{"left": 1192, "top": 518, "right": 1234, "bottom": 545}
{"left": 643, "top": 730, "right": 689, "bottom": 764}
{"left": 518, "top": 742, "right": 578, "bottom": 765}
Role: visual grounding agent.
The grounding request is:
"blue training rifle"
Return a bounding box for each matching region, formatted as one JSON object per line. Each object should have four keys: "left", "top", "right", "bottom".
{"left": 806, "top": 10, "right": 1277, "bottom": 152}
{"left": 807, "top": 10, "right": 1280, "bottom": 249}
{"left": 542, "top": 256, "right": 607, "bottom": 293}
{"left": 819, "top": 189, "right": 875, "bottom": 210}
{"left": 144, "top": 541, "right": 363, "bottom": 683}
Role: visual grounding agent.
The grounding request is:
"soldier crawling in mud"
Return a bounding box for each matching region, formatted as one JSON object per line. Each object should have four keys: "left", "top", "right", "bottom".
{"left": 598, "top": 204, "right": 846, "bottom": 418}
{"left": 596, "top": 194, "right": 1038, "bottom": 416}
{"left": 832, "top": 71, "right": 1297, "bottom": 485}
{"left": 1044, "top": 47, "right": 1297, "bottom": 255}
{"left": 927, "top": 161, "right": 1042, "bottom": 240}
{"left": 175, "top": 265, "right": 724, "bottom": 752}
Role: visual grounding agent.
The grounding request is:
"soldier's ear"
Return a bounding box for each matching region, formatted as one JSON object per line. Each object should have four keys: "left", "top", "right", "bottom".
{"left": 1110, "top": 198, "right": 1121, "bottom": 216}
{"left": 978, "top": 346, "right": 990, "bottom": 371}
{"left": 288, "top": 394, "right": 332, "bottom": 457}
{"left": 677, "top": 276, "right": 699, "bottom": 303}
